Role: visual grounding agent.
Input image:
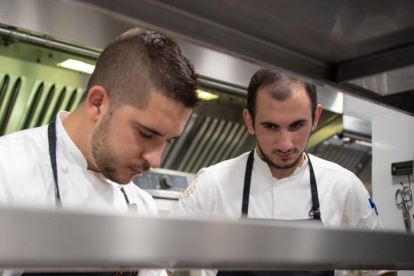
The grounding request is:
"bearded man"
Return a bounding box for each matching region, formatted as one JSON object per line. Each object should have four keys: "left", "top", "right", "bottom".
{"left": 172, "top": 69, "right": 390, "bottom": 276}
{"left": 0, "top": 27, "right": 199, "bottom": 276}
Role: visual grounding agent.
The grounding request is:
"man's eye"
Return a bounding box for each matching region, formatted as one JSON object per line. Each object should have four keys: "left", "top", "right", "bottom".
{"left": 292, "top": 123, "right": 304, "bottom": 128}
{"left": 139, "top": 131, "right": 153, "bottom": 139}
{"left": 264, "top": 124, "right": 277, "bottom": 129}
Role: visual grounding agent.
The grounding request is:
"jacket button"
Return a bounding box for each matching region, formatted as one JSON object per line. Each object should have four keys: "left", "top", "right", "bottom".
{"left": 62, "top": 165, "right": 69, "bottom": 173}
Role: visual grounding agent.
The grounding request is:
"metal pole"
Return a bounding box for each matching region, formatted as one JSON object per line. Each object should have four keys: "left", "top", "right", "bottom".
{"left": 0, "top": 27, "right": 100, "bottom": 58}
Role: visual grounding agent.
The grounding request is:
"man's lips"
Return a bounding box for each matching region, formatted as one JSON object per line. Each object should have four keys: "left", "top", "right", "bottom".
{"left": 130, "top": 167, "right": 143, "bottom": 175}
{"left": 275, "top": 152, "right": 293, "bottom": 159}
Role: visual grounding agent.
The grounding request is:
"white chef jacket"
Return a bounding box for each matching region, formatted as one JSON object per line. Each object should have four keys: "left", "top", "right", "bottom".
{"left": 0, "top": 111, "right": 166, "bottom": 276}
{"left": 172, "top": 150, "right": 385, "bottom": 276}
{"left": 174, "top": 150, "right": 381, "bottom": 228}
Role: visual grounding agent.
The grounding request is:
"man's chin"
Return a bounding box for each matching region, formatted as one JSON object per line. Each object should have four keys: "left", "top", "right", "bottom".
{"left": 116, "top": 174, "right": 135, "bottom": 185}
{"left": 271, "top": 155, "right": 302, "bottom": 170}
{"left": 116, "top": 178, "right": 133, "bottom": 185}
{"left": 102, "top": 170, "right": 132, "bottom": 185}
{"left": 273, "top": 162, "right": 297, "bottom": 170}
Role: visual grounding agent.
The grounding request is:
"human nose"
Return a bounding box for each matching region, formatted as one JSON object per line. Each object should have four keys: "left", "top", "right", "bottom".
{"left": 141, "top": 142, "right": 165, "bottom": 168}
{"left": 277, "top": 130, "right": 293, "bottom": 152}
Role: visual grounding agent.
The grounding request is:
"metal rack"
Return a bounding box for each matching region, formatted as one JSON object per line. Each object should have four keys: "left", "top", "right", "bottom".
{"left": 0, "top": 208, "right": 413, "bottom": 271}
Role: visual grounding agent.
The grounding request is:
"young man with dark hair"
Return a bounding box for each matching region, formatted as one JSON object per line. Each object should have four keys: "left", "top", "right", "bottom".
{"left": 173, "top": 69, "right": 392, "bottom": 276}
{"left": 0, "top": 27, "right": 199, "bottom": 276}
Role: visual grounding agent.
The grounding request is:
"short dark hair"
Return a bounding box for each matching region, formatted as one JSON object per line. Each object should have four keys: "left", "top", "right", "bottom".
{"left": 247, "top": 69, "right": 317, "bottom": 123}
{"left": 83, "top": 27, "right": 199, "bottom": 109}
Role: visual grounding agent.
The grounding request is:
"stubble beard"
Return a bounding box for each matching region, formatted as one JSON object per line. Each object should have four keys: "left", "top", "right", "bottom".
{"left": 91, "top": 113, "right": 128, "bottom": 184}
{"left": 256, "top": 142, "right": 304, "bottom": 170}
{"left": 91, "top": 112, "right": 150, "bottom": 184}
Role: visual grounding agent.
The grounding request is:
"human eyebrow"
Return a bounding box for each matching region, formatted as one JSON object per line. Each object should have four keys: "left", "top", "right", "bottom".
{"left": 260, "top": 121, "right": 280, "bottom": 127}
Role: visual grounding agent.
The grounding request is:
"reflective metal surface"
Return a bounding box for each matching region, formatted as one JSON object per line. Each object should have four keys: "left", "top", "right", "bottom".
{"left": 0, "top": 0, "right": 262, "bottom": 89}
{"left": 345, "top": 65, "right": 414, "bottom": 96}
{"left": 76, "top": 0, "right": 414, "bottom": 115}
{"left": 318, "top": 86, "right": 344, "bottom": 115}
{"left": 0, "top": 27, "right": 100, "bottom": 58}
{"left": 0, "top": 207, "right": 413, "bottom": 271}
{"left": 343, "top": 115, "right": 372, "bottom": 139}
{"left": 124, "top": 0, "right": 414, "bottom": 63}
{"left": 1, "top": 0, "right": 414, "bottom": 114}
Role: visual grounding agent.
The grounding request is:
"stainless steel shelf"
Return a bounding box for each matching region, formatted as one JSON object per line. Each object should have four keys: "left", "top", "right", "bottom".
{"left": 0, "top": 207, "right": 413, "bottom": 271}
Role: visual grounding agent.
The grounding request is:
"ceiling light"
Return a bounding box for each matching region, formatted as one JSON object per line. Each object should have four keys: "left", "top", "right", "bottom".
{"left": 197, "top": 89, "right": 219, "bottom": 101}
{"left": 57, "top": 59, "right": 95, "bottom": 74}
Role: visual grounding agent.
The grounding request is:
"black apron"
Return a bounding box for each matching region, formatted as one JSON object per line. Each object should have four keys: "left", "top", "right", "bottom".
{"left": 217, "top": 151, "right": 334, "bottom": 276}
{"left": 22, "top": 117, "right": 138, "bottom": 276}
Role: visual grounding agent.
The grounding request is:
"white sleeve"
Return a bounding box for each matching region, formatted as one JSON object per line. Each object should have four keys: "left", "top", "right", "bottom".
{"left": 344, "top": 174, "right": 383, "bottom": 230}
{"left": 139, "top": 269, "right": 168, "bottom": 276}
{"left": 201, "top": 269, "right": 218, "bottom": 276}
{"left": 361, "top": 270, "right": 396, "bottom": 276}
{"left": 170, "top": 168, "right": 215, "bottom": 219}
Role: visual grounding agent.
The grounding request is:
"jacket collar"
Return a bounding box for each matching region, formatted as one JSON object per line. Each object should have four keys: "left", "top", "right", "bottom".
{"left": 55, "top": 111, "right": 89, "bottom": 169}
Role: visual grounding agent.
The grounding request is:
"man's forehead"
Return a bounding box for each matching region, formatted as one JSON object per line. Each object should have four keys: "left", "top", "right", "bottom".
{"left": 255, "top": 94, "right": 312, "bottom": 122}
{"left": 257, "top": 84, "right": 311, "bottom": 108}
{"left": 259, "top": 82, "right": 307, "bottom": 98}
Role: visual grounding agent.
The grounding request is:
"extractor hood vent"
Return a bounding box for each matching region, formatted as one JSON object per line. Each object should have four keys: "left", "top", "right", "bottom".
{"left": 0, "top": 73, "right": 83, "bottom": 136}
{"left": 161, "top": 115, "right": 253, "bottom": 174}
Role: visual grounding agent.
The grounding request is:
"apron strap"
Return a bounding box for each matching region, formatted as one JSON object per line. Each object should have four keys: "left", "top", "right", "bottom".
{"left": 305, "top": 152, "right": 321, "bottom": 220}
{"left": 241, "top": 151, "right": 255, "bottom": 216}
{"left": 48, "top": 116, "right": 62, "bottom": 208}
{"left": 120, "top": 187, "right": 138, "bottom": 211}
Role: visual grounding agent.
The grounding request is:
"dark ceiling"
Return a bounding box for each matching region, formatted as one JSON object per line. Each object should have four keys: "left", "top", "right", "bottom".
{"left": 153, "top": 0, "right": 414, "bottom": 63}
{"left": 81, "top": 0, "right": 414, "bottom": 115}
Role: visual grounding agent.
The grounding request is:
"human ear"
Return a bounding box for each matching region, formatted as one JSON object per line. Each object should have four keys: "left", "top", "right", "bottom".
{"left": 85, "top": 86, "right": 109, "bottom": 123}
{"left": 311, "top": 104, "right": 323, "bottom": 131}
{"left": 243, "top": 109, "right": 255, "bottom": 135}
